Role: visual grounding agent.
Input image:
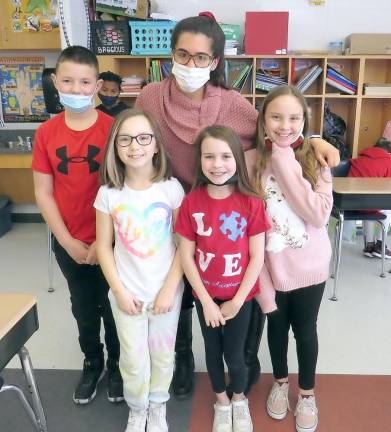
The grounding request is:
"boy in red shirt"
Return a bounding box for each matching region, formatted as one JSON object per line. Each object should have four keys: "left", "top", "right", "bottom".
{"left": 32, "top": 46, "right": 122, "bottom": 405}
{"left": 349, "top": 138, "right": 391, "bottom": 258}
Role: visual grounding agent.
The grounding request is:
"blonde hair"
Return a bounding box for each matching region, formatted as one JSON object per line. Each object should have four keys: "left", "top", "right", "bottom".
{"left": 193, "top": 125, "right": 262, "bottom": 198}
{"left": 100, "top": 109, "right": 172, "bottom": 188}
{"left": 254, "top": 85, "right": 319, "bottom": 191}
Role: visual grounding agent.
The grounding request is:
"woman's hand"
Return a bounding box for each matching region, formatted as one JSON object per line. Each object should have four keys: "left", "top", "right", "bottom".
{"left": 153, "top": 286, "right": 176, "bottom": 314}
{"left": 220, "top": 298, "right": 243, "bottom": 320}
{"left": 114, "top": 289, "right": 141, "bottom": 315}
{"left": 312, "top": 137, "right": 340, "bottom": 168}
{"left": 202, "top": 299, "right": 226, "bottom": 328}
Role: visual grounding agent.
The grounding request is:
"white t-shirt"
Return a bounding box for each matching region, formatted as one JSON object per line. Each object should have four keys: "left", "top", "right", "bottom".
{"left": 94, "top": 178, "right": 185, "bottom": 301}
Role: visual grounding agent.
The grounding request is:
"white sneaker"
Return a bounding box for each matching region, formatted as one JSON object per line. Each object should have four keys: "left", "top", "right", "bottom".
{"left": 294, "top": 395, "right": 318, "bottom": 432}
{"left": 232, "top": 398, "right": 253, "bottom": 432}
{"left": 266, "top": 381, "right": 290, "bottom": 420}
{"left": 212, "top": 403, "right": 232, "bottom": 432}
{"left": 147, "top": 403, "right": 168, "bottom": 432}
{"left": 125, "top": 408, "right": 148, "bottom": 432}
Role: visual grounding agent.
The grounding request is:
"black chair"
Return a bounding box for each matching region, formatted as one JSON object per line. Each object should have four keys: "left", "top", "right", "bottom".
{"left": 330, "top": 159, "right": 387, "bottom": 301}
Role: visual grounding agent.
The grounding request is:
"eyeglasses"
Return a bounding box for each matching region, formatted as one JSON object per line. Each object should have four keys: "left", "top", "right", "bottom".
{"left": 115, "top": 133, "right": 154, "bottom": 147}
{"left": 173, "top": 49, "right": 214, "bottom": 68}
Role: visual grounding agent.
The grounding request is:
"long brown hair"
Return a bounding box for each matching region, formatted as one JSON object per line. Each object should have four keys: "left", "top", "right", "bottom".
{"left": 193, "top": 125, "right": 262, "bottom": 197}
{"left": 254, "top": 85, "right": 319, "bottom": 190}
{"left": 100, "top": 108, "right": 172, "bottom": 188}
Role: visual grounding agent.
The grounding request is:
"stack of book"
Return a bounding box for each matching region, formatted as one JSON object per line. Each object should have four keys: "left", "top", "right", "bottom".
{"left": 364, "top": 83, "right": 391, "bottom": 96}
{"left": 226, "top": 60, "right": 253, "bottom": 92}
{"left": 255, "top": 70, "right": 287, "bottom": 92}
{"left": 120, "top": 75, "right": 144, "bottom": 96}
{"left": 326, "top": 66, "right": 357, "bottom": 95}
{"left": 149, "top": 60, "right": 172, "bottom": 82}
{"left": 295, "top": 64, "right": 323, "bottom": 93}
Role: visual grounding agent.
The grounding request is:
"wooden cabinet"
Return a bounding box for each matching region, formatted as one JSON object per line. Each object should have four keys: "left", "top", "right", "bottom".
{"left": 0, "top": 155, "right": 34, "bottom": 204}
{"left": 99, "top": 54, "right": 391, "bottom": 157}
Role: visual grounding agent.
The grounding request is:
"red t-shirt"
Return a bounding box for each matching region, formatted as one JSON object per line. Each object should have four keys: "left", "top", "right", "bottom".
{"left": 32, "top": 110, "right": 113, "bottom": 244}
{"left": 175, "top": 187, "right": 270, "bottom": 301}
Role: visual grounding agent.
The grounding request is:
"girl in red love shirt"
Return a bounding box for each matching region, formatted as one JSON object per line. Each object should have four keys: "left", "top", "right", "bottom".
{"left": 175, "top": 125, "right": 270, "bottom": 432}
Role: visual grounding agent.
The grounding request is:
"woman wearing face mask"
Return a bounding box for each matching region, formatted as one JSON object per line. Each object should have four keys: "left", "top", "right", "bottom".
{"left": 135, "top": 12, "right": 340, "bottom": 400}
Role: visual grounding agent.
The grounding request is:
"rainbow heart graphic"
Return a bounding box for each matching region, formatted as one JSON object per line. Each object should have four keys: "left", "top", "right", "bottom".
{"left": 113, "top": 202, "right": 172, "bottom": 259}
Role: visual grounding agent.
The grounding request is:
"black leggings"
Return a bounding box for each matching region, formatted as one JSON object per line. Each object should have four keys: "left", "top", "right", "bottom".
{"left": 267, "top": 282, "right": 325, "bottom": 390}
{"left": 195, "top": 299, "right": 252, "bottom": 394}
{"left": 53, "top": 239, "right": 120, "bottom": 361}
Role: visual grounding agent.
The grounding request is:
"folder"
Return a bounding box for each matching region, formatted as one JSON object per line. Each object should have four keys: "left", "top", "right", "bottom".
{"left": 244, "top": 12, "right": 289, "bottom": 55}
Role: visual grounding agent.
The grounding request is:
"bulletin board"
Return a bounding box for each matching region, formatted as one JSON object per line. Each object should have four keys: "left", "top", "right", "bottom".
{"left": 6, "top": 0, "right": 59, "bottom": 33}
{"left": 0, "top": 57, "right": 49, "bottom": 123}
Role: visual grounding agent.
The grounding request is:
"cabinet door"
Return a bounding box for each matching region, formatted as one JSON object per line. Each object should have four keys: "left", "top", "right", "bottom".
{"left": 0, "top": 13, "right": 60, "bottom": 49}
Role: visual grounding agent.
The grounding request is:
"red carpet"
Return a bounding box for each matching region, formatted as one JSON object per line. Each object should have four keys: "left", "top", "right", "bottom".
{"left": 190, "top": 372, "right": 391, "bottom": 431}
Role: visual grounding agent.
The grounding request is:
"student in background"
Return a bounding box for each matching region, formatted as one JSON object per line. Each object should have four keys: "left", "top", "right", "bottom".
{"left": 97, "top": 71, "right": 128, "bottom": 117}
{"left": 95, "top": 109, "right": 184, "bottom": 432}
{"left": 176, "top": 125, "right": 269, "bottom": 432}
{"left": 249, "top": 85, "right": 333, "bottom": 432}
{"left": 32, "top": 46, "right": 123, "bottom": 405}
{"left": 349, "top": 138, "right": 391, "bottom": 258}
{"left": 135, "top": 13, "right": 340, "bottom": 399}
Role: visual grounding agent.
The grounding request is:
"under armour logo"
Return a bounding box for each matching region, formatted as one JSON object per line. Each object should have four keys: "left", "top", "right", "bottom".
{"left": 56, "top": 145, "right": 100, "bottom": 174}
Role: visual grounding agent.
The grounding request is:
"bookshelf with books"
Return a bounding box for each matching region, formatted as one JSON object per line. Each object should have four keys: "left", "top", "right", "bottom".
{"left": 98, "top": 54, "right": 391, "bottom": 157}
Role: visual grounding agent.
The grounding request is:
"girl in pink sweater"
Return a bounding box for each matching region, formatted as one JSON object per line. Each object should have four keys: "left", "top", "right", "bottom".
{"left": 249, "top": 85, "right": 333, "bottom": 432}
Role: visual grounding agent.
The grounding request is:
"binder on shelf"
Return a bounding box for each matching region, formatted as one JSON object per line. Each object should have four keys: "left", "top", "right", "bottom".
{"left": 244, "top": 12, "right": 288, "bottom": 55}
{"left": 327, "top": 67, "right": 357, "bottom": 90}
{"left": 326, "top": 77, "right": 355, "bottom": 95}
{"left": 296, "top": 65, "right": 323, "bottom": 93}
{"left": 364, "top": 83, "right": 391, "bottom": 96}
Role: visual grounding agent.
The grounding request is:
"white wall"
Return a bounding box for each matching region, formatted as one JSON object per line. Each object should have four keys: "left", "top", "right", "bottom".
{"left": 151, "top": 0, "right": 390, "bottom": 51}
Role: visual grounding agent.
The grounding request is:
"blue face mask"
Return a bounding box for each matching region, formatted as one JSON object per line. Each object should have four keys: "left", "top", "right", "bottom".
{"left": 98, "top": 93, "right": 118, "bottom": 107}
{"left": 58, "top": 91, "right": 94, "bottom": 113}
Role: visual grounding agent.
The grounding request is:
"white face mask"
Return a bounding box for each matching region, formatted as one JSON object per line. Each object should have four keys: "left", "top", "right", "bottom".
{"left": 171, "top": 61, "right": 211, "bottom": 93}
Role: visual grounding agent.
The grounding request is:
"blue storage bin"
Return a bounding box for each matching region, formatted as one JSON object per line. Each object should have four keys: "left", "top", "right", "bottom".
{"left": 0, "top": 195, "right": 12, "bottom": 238}
{"left": 129, "top": 20, "right": 176, "bottom": 55}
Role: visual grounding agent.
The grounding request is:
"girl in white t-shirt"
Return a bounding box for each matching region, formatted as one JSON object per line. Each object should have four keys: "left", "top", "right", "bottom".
{"left": 95, "top": 109, "right": 184, "bottom": 432}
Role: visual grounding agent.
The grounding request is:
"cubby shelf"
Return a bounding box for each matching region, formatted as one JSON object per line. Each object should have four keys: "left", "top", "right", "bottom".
{"left": 98, "top": 54, "right": 391, "bottom": 157}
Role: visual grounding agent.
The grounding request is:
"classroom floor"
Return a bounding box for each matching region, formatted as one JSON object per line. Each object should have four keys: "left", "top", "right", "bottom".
{"left": 1, "top": 223, "right": 391, "bottom": 432}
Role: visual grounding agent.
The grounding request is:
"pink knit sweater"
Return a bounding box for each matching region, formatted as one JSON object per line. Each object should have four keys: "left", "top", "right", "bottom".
{"left": 135, "top": 76, "right": 258, "bottom": 191}
{"left": 246, "top": 145, "right": 333, "bottom": 313}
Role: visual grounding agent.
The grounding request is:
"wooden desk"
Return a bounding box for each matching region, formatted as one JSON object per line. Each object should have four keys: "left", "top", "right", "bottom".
{"left": 331, "top": 178, "right": 391, "bottom": 300}
{"left": 0, "top": 293, "right": 47, "bottom": 432}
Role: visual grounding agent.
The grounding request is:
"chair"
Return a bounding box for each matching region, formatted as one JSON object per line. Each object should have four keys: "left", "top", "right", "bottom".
{"left": 330, "top": 159, "right": 387, "bottom": 301}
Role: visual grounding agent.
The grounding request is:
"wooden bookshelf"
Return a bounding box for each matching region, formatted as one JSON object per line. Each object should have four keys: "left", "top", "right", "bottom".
{"left": 98, "top": 54, "right": 391, "bottom": 157}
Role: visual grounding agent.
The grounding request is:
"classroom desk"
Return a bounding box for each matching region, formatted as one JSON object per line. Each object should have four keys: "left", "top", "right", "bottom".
{"left": 0, "top": 293, "right": 47, "bottom": 432}
{"left": 331, "top": 178, "right": 391, "bottom": 301}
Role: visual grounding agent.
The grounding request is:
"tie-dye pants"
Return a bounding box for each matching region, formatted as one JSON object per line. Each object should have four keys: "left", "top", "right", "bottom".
{"left": 109, "top": 289, "right": 183, "bottom": 410}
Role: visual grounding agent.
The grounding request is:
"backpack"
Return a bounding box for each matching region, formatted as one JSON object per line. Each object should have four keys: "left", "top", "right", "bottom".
{"left": 322, "top": 102, "right": 351, "bottom": 160}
